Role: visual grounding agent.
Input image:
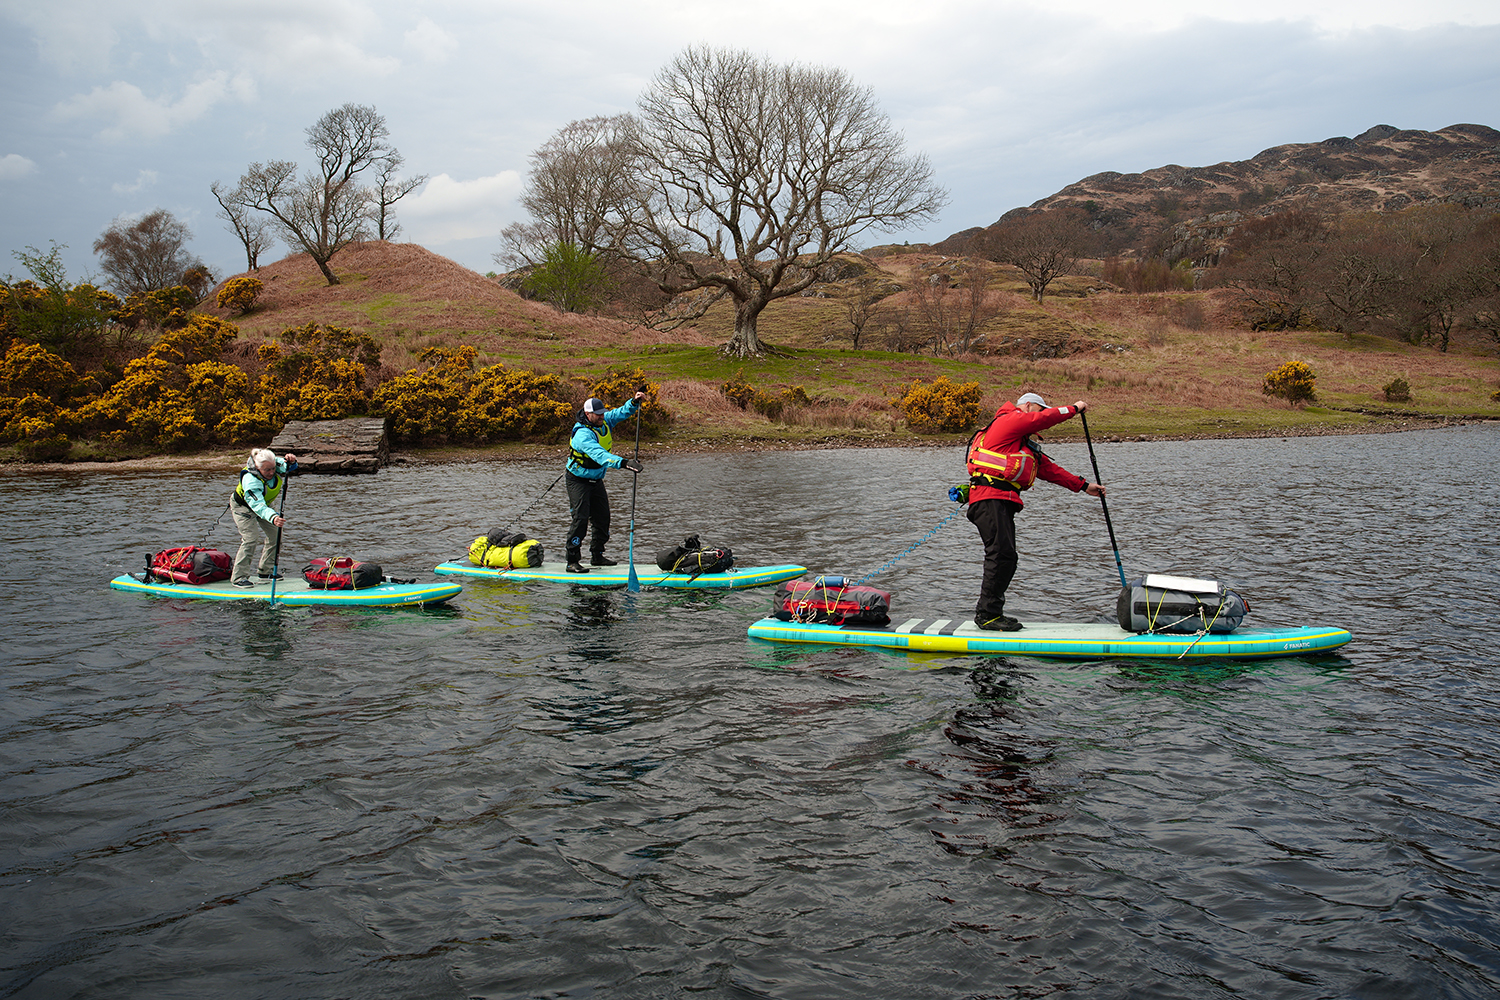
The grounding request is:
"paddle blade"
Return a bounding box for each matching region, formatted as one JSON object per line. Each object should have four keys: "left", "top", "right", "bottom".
{"left": 627, "top": 546, "right": 641, "bottom": 592}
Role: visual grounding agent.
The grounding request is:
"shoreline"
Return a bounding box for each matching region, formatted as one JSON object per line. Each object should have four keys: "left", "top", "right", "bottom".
{"left": 2, "top": 415, "right": 1485, "bottom": 475}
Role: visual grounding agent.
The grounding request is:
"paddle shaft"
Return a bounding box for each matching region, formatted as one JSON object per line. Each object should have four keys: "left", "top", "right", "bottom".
{"left": 1080, "top": 411, "right": 1127, "bottom": 588}
{"left": 626, "top": 404, "right": 642, "bottom": 592}
{"left": 269, "top": 473, "right": 289, "bottom": 604}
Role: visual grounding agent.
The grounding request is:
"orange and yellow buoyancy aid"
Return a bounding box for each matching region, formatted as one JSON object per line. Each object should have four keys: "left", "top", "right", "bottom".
{"left": 966, "top": 430, "right": 1039, "bottom": 492}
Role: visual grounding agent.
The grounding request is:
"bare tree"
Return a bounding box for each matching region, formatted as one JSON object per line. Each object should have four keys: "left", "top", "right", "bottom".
{"left": 874, "top": 301, "right": 923, "bottom": 353}
{"left": 496, "top": 115, "right": 638, "bottom": 269}
{"left": 92, "top": 209, "right": 204, "bottom": 296}
{"left": 908, "top": 273, "right": 954, "bottom": 353}
{"left": 844, "top": 282, "right": 883, "bottom": 349}
{"left": 981, "top": 208, "right": 1093, "bottom": 304}
{"left": 1213, "top": 205, "right": 1329, "bottom": 330}
{"left": 623, "top": 46, "right": 947, "bottom": 358}
{"left": 953, "top": 261, "right": 1002, "bottom": 353}
{"left": 210, "top": 180, "right": 277, "bottom": 272}
{"left": 372, "top": 151, "right": 427, "bottom": 241}
{"left": 233, "top": 104, "right": 400, "bottom": 285}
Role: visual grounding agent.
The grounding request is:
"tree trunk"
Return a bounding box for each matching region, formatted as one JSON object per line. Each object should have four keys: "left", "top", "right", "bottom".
{"left": 313, "top": 254, "right": 341, "bottom": 286}
{"left": 721, "top": 296, "right": 767, "bottom": 358}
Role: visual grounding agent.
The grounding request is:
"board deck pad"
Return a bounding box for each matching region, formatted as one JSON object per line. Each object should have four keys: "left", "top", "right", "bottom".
{"left": 110, "top": 574, "right": 462, "bottom": 607}
{"left": 435, "top": 560, "right": 806, "bottom": 590}
{"left": 747, "top": 615, "right": 1351, "bottom": 661}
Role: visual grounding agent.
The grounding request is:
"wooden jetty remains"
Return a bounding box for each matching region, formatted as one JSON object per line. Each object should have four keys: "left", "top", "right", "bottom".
{"left": 270, "top": 417, "right": 389, "bottom": 474}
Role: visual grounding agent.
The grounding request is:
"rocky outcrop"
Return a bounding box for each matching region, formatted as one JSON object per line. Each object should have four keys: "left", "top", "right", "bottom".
{"left": 270, "top": 417, "right": 389, "bottom": 474}
{"left": 937, "top": 124, "right": 1500, "bottom": 260}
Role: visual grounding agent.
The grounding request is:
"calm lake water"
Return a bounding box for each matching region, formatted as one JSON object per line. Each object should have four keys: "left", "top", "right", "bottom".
{"left": 2, "top": 424, "right": 1498, "bottom": 999}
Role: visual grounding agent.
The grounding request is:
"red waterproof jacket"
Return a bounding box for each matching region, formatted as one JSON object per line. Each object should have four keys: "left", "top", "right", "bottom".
{"left": 966, "top": 401, "right": 1088, "bottom": 507}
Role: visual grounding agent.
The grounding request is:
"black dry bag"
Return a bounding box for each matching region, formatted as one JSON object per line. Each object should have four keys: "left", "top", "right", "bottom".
{"left": 1117, "top": 574, "right": 1249, "bottom": 634}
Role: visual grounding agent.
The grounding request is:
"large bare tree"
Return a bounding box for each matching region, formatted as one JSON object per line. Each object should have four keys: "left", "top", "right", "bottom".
{"left": 92, "top": 209, "right": 204, "bottom": 296}
{"left": 229, "top": 104, "right": 401, "bottom": 285}
{"left": 500, "top": 54, "right": 945, "bottom": 354}
{"left": 592, "top": 47, "right": 946, "bottom": 357}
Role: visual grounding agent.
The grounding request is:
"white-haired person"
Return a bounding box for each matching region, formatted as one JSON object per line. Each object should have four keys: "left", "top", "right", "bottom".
{"left": 964, "top": 392, "right": 1104, "bottom": 631}
{"left": 230, "top": 447, "right": 298, "bottom": 587}
{"left": 564, "top": 393, "right": 646, "bottom": 573}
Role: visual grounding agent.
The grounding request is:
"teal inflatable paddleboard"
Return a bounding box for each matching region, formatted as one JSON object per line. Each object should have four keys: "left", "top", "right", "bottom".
{"left": 747, "top": 616, "right": 1351, "bottom": 661}
{"left": 110, "top": 573, "right": 462, "bottom": 607}
{"left": 435, "top": 560, "right": 805, "bottom": 590}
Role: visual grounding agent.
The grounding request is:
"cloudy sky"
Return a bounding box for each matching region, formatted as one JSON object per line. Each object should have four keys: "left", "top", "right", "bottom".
{"left": 2, "top": 0, "right": 1497, "bottom": 288}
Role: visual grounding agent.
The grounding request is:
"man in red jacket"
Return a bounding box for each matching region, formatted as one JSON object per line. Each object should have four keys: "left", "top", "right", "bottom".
{"left": 966, "top": 391, "right": 1105, "bottom": 631}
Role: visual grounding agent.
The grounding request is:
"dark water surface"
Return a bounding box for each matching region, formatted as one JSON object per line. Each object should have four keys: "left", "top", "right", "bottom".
{"left": 2, "top": 425, "right": 1498, "bottom": 999}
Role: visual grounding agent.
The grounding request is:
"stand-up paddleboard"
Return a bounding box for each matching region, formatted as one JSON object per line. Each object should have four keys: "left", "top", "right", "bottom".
{"left": 747, "top": 616, "right": 1351, "bottom": 662}
{"left": 435, "top": 560, "right": 806, "bottom": 590}
{"left": 110, "top": 573, "right": 462, "bottom": 607}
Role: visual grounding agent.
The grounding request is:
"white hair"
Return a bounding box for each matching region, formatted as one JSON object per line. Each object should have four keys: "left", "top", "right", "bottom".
{"left": 250, "top": 448, "right": 276, "bottom": 466}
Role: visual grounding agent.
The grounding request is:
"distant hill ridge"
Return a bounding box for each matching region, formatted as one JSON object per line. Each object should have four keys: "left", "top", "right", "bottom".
{"left": 935, "top": 123, "right": 1500, "bottom": 261}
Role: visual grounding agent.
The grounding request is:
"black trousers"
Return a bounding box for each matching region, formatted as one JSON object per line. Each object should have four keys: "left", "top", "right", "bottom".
{"left": 565, "top": 472, "right": 610, "bottom": 561}
{"left": 968, "top": 498, "right": 1020, "bottom": 622}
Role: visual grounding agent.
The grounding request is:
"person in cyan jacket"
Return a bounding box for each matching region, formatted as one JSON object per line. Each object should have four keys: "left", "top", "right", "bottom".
{"left": 565, "top": 394, "right": 646, "bottom": 573}
{"left": 231, "top": 447, "right": 298, "bottom": 587}
{"left": 966, "top": 392, "right": 1104, "bottom": 631}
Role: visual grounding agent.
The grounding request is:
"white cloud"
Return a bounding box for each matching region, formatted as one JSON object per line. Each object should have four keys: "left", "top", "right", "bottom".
{"left": 0, "top": 153, "right": 39, "bottom": 180}
{"left": 53, "top": 71, "right": 252, "bottom": 141}
{"left": 111, "top": 169, "right": 159, "bottom": 194}
{"left": 404, "top": 17, "right": 457, "bottom": 62}
{"left": 400, "top": 171, "right": 523, "bottom": 242}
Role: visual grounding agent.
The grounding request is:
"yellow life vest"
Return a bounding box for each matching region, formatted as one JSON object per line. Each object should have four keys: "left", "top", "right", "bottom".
{"left": 966, "top": 431, "right": 1038, "bottom": 492}
{"left": 235, "top": 464, "right": 283, "bottom": 506}
{"left": 569, "top": 422, "right": 614, "bottom": 470}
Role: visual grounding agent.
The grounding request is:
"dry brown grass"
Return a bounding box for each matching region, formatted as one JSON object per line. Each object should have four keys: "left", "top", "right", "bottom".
{"left": 187, "top": 241, "right": 1498, "bottom": 449}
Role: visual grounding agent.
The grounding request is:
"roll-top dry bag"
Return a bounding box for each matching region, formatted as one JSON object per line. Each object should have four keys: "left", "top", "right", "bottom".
{"left": 468, "top": 535, "right": 544, "bottom": 568}
{"left": 303, "top": 556, "right": 383, "bottom": 590}
{"left": 1117, "top": 574, "right": 1249, "bottom": 634}
{"left": 773, "top": 577, "right": 891, "bottom": 626}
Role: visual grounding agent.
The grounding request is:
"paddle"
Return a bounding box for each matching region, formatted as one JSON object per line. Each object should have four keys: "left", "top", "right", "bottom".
{"left": 1080, "top": 410, "right": 1128, "bottom": 588}
{"left": 625, "top": 398, "right": 643, "bottom": 593}
{"left": 269, "top": 473, "right": 289, "bottom": 606}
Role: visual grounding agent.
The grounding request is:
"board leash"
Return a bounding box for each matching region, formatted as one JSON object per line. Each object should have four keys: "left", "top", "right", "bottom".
{"left": 850, "top": 505, "right": 968, "bottom": 586}
{"left": 495, "top": 473, "right": 564, "bottom": 538}
{"left": 198, "top": 501, "right": 231, "bottom": 547}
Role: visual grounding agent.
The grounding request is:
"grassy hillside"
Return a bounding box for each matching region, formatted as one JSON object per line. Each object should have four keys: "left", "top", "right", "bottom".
{"left": 208, "top": 241, "right": 1500, "bottom": 452}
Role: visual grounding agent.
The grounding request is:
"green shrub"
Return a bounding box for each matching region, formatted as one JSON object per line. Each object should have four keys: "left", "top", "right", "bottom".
{"left": 1262, "top": 361, "right": 1317, "bottom": 404}
{"left": 1382, "top": 377, "right": 1411, "bottom": 403}
{"left": 521, "top": 242, "right": 612, "bottom": 313}
{"left": 893, "top": 376, "right": 983, "bottom": 433}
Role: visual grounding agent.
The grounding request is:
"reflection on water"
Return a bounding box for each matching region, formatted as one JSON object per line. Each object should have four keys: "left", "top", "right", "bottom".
{"left": 1, "top": 425, "right": 1498, "bottom": 999}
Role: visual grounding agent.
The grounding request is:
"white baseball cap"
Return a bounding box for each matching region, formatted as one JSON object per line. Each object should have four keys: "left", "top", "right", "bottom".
{"left": 1017, "top": 392, "right": 1047, "bottom": 407}
{"left": 583, "top": 398, "right": 607, "bottom": 415}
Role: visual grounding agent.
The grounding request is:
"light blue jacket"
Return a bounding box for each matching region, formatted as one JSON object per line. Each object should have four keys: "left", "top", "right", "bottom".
{"left": 235, "top": 457, "right": 296, "bottom": 520}
{"left": 566, "top": 399, "right": 640, "bottom": 480}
